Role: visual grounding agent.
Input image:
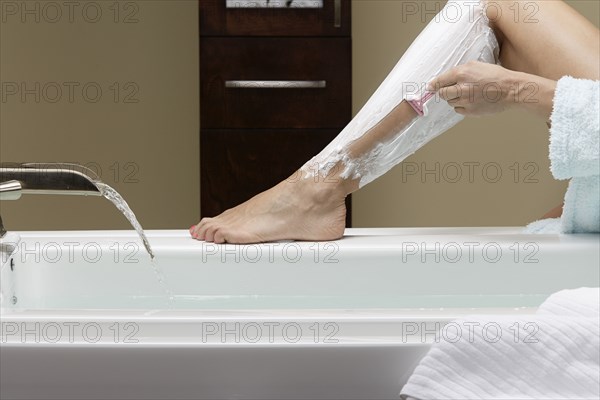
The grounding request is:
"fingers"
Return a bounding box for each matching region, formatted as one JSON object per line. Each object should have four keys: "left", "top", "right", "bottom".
{"left": 435, "top": 84, "right": 473, "bottom": 115}
{"left": 453, "top": 107, "right": 468, "bottom": 116}
{"left": 428, "top": 61, "right": 501, "bottom": 117}
{"left": 427, "top": 68, "right": 458, "bottom": 92}
{"left": 438, "top": 85, "right": 462, "bottom": 102}
{"left": 428, "top": 62, "right": 474, "bottom": 103}
{"left": 428, "top": 61, "right": 482, "bottom": 91}
{"left": 428, "top": 67, "right": 466, "bottom": 106}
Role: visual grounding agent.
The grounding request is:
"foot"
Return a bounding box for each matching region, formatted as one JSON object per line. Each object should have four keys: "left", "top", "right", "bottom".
{"left": 190, "top": 173, "right": 352, "bottom": 244}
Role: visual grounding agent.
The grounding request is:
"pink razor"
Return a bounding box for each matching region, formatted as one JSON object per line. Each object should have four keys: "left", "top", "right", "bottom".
{"left": 407, "top": 91, "right": 435, "bottom": 116}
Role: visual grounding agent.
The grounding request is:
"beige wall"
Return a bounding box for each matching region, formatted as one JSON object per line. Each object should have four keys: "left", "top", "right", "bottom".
{"left": 0, "top": 0, "right": 200, "bottom": 230}
{"left": 0, "top": 1, "right": 598, "bottom": 231}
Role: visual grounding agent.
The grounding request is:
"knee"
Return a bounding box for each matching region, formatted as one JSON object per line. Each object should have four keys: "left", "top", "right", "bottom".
{"left": 483, "top": 0, "right": 538, "bottom": 28}
{"left": 481, "top": 0, "right": 527, "bottom": 48}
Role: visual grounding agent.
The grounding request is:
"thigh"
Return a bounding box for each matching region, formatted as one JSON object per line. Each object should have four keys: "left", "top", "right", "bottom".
{"left": 488, "top": 0, "right": 599, "bottom": 80}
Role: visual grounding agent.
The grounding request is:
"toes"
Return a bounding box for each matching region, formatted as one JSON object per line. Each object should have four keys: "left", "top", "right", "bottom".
{"left": 192, "top": 222, "right": 228, "bottom": 244}
{"left": 203, "top": 223, "right": 218, "bottom": 242}
{"left": 190, "top": 224, "right": 200, "bottom": 239}
{"left": 213, "top": 228, "right": 227, "bottom": 244}
{"left": 192, "top": 218, "right": 212, "bottom": 240}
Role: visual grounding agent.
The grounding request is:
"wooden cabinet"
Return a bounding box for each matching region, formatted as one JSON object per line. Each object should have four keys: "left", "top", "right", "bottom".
{"left": 199, "top": 0, "right": 350, "bottom": 37}
{"left": 201, "top": 37, "right": 351, "bottom": 129}
{"left": 200, "top": 0, "right": 352, "bottom": 225}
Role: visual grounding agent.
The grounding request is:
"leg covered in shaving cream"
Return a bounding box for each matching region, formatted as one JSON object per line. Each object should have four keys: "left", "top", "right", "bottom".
{"left": 301, "top": 0, "right": 499, "bottom": 189}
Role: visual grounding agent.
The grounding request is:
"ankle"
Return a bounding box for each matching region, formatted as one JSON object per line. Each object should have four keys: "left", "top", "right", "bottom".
{"left": 283, "top": 171, "right": 348, "bottom": 208}
{"left": 299, "top": 160, "right": 360, "bottom": 197}
{"left": 311, "top": 177, "right": 348, "bottom": 206}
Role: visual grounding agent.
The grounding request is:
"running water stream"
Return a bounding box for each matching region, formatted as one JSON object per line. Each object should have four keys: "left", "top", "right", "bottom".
{"left": 95, "top": 182, "right": 154, "bottom": 259}
{"left": 95, "top": 183, "right": 174, "bottom": 307}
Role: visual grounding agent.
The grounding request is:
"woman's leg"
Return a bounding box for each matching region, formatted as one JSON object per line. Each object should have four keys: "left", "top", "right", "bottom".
{"left": 192, "top": 0, "right": 497, "bottom": 243}
{"left": 488, "top": 0, "right": 599, "bottom": 80}
{"left": 191, "top": 0, "right": 599, "bottom": 244}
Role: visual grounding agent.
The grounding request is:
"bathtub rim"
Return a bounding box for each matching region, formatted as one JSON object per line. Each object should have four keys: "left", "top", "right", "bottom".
{"left": 1, "top": 226, "right": 595, "bottom": 346}
{"left": 1, "top": 306, "right": 540, "bottom": 347}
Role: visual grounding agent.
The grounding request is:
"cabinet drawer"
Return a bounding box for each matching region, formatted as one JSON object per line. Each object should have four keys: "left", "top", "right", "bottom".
{"left": 199, "top": 0, "right": 351, "bottom": 37}
{"left": 201, "top": 37, "right": 351, "bottom": 129}
{"left": 201, "top": 129, "right": 351, "bottom": 226}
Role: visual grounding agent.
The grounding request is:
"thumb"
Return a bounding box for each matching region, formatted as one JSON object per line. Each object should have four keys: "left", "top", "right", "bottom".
{"left": 427, "top": 67, "right": 460, "bottom": 91}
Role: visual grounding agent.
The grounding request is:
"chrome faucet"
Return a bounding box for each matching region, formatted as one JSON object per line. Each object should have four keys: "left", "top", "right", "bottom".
{"left": 0, "top": 163, "right": 101, "bottom": 238}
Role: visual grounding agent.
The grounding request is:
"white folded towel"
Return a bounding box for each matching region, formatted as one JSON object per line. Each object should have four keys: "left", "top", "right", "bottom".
{"left": 401, "top": 288, "right": 600, "bottom": 400}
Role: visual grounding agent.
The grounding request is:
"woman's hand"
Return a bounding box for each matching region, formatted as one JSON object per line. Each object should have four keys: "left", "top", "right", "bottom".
{"left": 428, "top": 61, "right": 557, "bottom": 120}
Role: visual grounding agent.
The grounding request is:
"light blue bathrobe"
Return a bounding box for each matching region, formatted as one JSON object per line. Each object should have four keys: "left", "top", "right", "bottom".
{"left": 526, "top": 76, "right": 600, "bottom": 234}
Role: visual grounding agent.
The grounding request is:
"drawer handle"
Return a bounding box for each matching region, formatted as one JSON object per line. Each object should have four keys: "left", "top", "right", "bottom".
{"left": 225, "top": 80, "right": 327, "bottom": 89}
{"left": 334, "top": 0, "right": 341, "bottom": 28}
{"left": 225, "top": 1, "right": 324, "bottom": 8}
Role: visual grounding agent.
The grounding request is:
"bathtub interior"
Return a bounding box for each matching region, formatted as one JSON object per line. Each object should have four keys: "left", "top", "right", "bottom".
{"left": 1, "top": 228, "right": 599, "bottom": 311}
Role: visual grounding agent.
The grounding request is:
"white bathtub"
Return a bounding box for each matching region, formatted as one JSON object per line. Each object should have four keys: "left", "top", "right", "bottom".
{"left": 1, "top": 228, "right": 598, "bottom": 399}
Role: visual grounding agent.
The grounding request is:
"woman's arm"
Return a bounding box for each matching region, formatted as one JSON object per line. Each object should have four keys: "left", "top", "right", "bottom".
{"left": 428, "top": 62, "right": 558, "bottom": 121}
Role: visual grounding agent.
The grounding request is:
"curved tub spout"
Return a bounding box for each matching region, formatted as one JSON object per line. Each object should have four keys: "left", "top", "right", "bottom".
{"left": 0, "top": 163, "right": 153, "bottom": 258}
{"left": 0, "top": 163, "right": 102, "bottom": 238}
{"left": 0, "top": 163, "right": 102, "bottom": 197}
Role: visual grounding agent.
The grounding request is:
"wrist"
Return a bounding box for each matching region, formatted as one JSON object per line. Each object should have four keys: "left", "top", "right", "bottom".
{"left": 505, "top": 70, "right": 528, "bottom": 108}
{"left": 507, "top": 71, "right": 557, "bottom": 120}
